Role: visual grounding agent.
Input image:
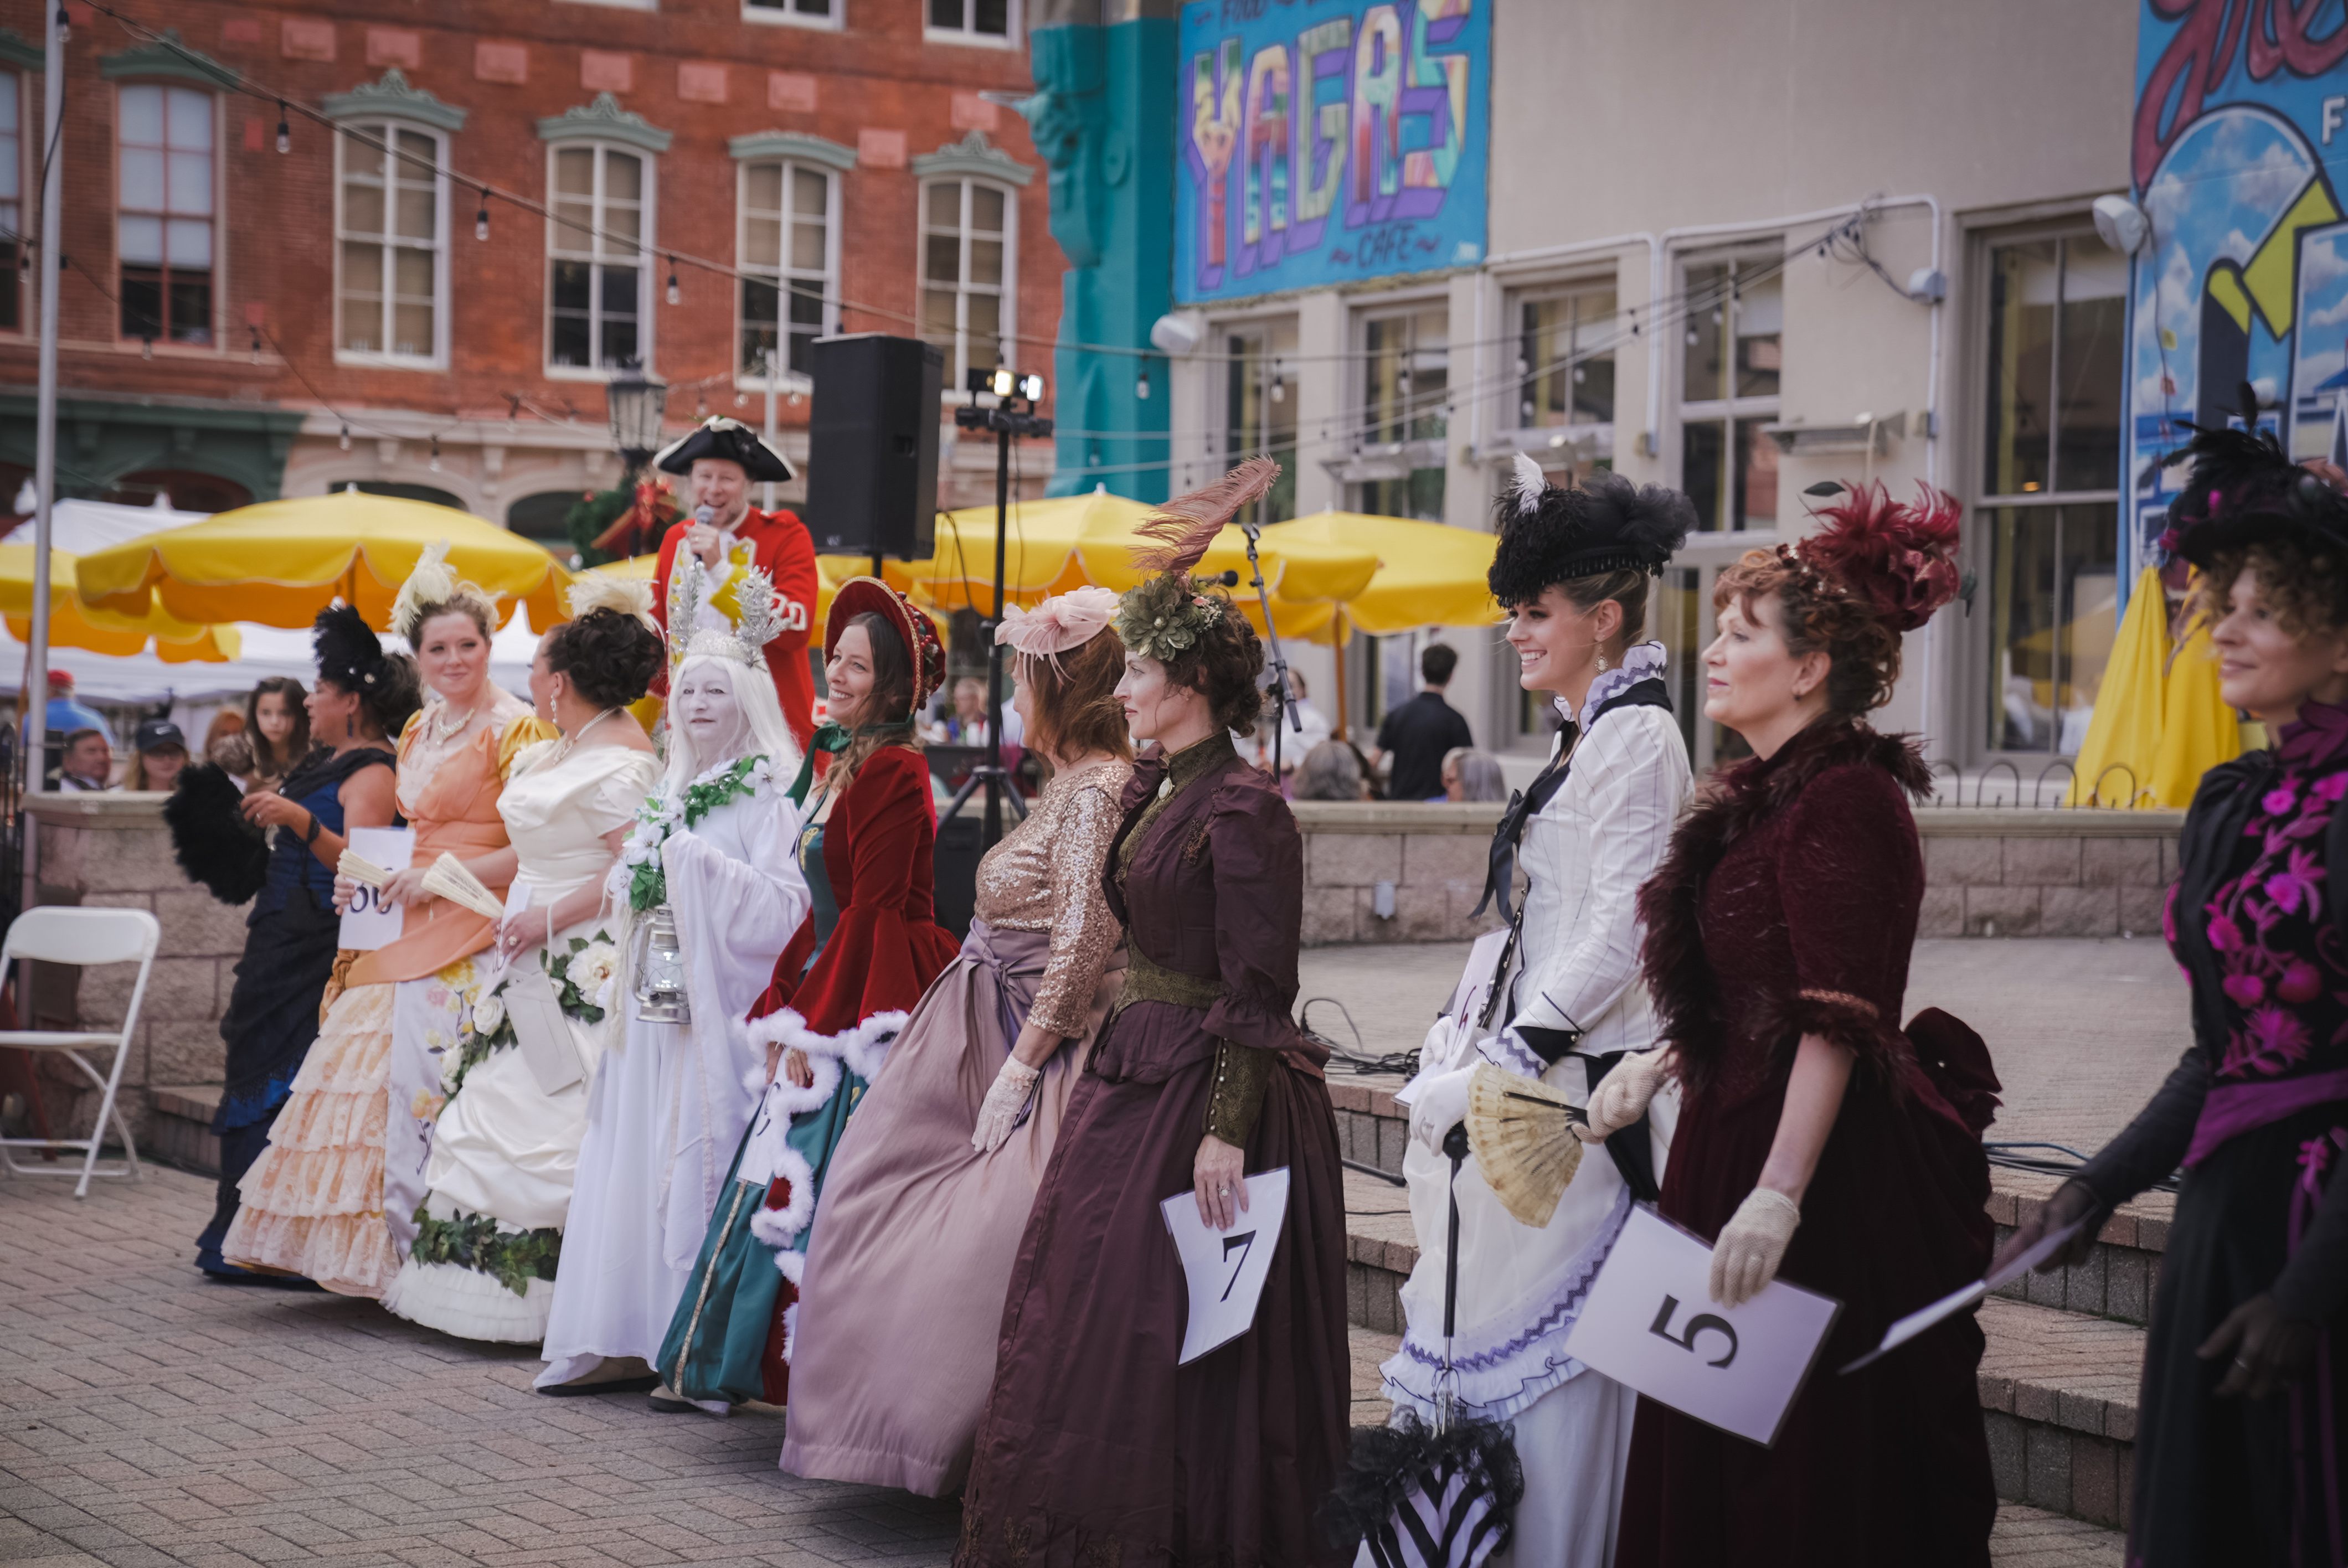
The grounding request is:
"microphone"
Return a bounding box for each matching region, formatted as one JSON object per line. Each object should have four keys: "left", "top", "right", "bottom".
{"left": 1212, "top": 569, "right": 1239, "bottom": 586}
{"left": 693, "top": 504, "right": 719, "bottom": 527}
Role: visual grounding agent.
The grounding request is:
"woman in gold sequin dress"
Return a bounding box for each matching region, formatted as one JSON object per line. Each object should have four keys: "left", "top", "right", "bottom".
{"left": 781, "top": 589, "right": 1132, "bottom": 1496}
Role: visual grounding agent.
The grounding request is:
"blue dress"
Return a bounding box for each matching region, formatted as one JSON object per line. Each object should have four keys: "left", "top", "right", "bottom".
{"left": 197, "top": 744, "right": 394, "bottom": 1278}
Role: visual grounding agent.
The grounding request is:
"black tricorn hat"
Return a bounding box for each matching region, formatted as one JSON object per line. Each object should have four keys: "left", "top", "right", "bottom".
{"left": 653, "top": 416, "right": 795, "bottom": 483}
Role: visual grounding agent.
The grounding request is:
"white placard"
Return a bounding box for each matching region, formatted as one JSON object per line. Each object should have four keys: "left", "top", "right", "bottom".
{"left": 1561, "top": 1204, "right": 1841, "bottom": 1448}
{"left": 1840, "top": 1219, "right": 2084, "bottom": 1374}
{"left": 1160, "top": 1167, "right": 1292, "bottom": 1365}
{"left": 338, "top": 827, "right": 415, "bottom": 951}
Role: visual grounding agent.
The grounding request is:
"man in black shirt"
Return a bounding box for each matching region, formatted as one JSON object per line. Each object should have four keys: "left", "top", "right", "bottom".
{"left": 1371, "top": 642, "right": 1474, "bottom": 801}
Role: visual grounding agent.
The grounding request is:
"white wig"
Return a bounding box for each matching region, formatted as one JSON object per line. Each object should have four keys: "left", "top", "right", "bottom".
{"left": 664, "top": 651, "right": 801, "bottom": 794}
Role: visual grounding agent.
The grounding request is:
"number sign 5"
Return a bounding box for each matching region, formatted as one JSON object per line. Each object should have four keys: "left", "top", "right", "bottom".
{"left": 1649, "top": 1293, "right": 1739, "bottom": 1368}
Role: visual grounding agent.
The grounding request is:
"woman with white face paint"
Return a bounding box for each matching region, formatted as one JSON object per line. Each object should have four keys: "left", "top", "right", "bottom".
{"left": 536, "top": 563, "right": 809, "bottom": 1398}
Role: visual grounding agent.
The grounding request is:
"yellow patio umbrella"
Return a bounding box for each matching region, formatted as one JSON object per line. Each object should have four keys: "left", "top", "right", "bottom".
{"left": 2149, "top": 613, "right": 2242, "bottom": 806}
{"left": 1070, "top": 498, "right": 1378, "bottom": 605}
{"left": 2063, "top": 567, "right": 2169, "bottom": 807}
{"left": 0, "top": 544, "right": 239, "bottom": 662}
{"left": 74, "top": 491, "right": 571, "bottom": 632}
{"left": 1258, "top": 510, "right": 1502, "bottom": 637}
{"left": 909, "top": 494, "right": 1105, "bottom": 611}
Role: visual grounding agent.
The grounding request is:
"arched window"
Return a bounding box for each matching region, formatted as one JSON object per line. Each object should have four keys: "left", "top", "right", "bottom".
{"left": 919, "top": 177, "right": 1014, "bottom": 387}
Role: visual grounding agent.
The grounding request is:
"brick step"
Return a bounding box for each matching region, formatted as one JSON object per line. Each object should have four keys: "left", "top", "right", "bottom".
{"left": 1987, "top": 1170, "right": 2171, "bottom": 1327}
{"left": 148, "top": 1082, "right": 222, "bottom": 1175}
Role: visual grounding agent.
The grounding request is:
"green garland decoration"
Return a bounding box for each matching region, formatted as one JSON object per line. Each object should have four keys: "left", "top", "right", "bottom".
{"left": 624, "top": 754, "right": 769, "bottom": 912}
{"left": 408, "top": 1204, "right": 563, "bottom": 1297}
{"left": 442, "top": 935, "right": 612, "bottom": 1097}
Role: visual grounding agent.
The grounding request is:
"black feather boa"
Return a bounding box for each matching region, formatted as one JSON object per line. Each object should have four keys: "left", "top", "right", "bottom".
{"left": 1322, "top": 1407, "right": 1525, "bottom": 1553}
{"left": 164, "top": 764, "right": 269, "bottom": 906}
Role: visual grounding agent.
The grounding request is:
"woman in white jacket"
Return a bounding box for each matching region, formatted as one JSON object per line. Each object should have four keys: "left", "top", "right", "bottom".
{"left": 1388, "top": 456, "right": 1693, "bottom": 1567}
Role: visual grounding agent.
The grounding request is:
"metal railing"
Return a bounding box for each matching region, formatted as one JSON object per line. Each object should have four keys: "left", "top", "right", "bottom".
{"left": 1923, "top": 758, "right": 2160, "bottom": 810}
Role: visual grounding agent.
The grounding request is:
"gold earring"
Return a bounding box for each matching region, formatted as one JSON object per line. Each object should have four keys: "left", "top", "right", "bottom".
{"left": 1597, "top": 651, "right": 1609, "bottom": 673}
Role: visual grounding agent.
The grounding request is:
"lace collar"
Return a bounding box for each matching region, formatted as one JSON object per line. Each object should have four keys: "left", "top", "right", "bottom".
{"left": 1553, "top": 640, "right": 1669, "bottom": 730}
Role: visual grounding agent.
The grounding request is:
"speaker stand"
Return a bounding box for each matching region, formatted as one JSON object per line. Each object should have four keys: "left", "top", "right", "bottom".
{"left": 944, "top": 385, "right": 1054, "bottom": 850}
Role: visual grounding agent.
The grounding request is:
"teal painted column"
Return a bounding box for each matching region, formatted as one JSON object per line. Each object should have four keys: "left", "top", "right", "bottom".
{"left": 1021, "top": 1, "right": 1175, "bottom": 502}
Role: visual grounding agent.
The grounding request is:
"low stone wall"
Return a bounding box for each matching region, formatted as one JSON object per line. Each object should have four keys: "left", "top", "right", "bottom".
{"left": 21, "top": 792, "right": 245, "bottom": 1145}
{"left": 1291, "top": 799, "right": 2185, "bottom": 946}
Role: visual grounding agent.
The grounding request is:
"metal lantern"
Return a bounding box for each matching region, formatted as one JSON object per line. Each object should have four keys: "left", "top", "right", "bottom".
{"left": 634, "top": 904, "right": 691, "bottom": 1024}
{"left": 606, "top": 358, "right": 670, "bottom": 473}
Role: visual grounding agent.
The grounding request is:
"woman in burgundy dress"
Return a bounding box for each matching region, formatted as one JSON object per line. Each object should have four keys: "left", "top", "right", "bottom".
{"left": 956, "top": 461, "right": 1350, "bottom": 1568}
{"left": 2000, "top": 420, "right": 2348, "bottom": 1565}
{"left": 1611, "top": 484, "right": 1999, "bottom": 1568}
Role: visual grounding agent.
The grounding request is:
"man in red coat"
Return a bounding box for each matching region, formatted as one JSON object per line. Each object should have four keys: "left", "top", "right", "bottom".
{"left": 650, "top": 417, "right": 819, "bottom": 751}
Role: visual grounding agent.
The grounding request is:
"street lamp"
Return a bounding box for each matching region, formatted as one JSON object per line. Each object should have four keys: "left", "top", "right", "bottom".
{"left": 606, "top": 358, "right": 669, "bottom": 476}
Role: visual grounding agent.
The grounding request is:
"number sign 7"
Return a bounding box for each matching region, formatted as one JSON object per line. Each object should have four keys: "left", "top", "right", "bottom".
{"left": 1219, "top": 1230, "right": 1258, "bottom": 1302}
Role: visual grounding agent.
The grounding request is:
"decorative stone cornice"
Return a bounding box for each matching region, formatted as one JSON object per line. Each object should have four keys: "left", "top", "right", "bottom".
{"left": 727, "top": 131, "right": 857, "bottom": 172}
{"left": 98, "top": 29, "right": 238, "bottom": 89}
{"left": 0, "top": 28, "right": 44, "bottom": 73}
{"left": 535, "top": 93, "right": 672, "bottom": 155}
{"left": 322, "top": 68, "right": 468, "bottom": 133}
{"left": 908, "top": 130, "right": 1033, "bottom": 188}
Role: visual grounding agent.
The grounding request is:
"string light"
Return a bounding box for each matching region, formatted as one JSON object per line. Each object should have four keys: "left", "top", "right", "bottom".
{"left": 475, "top": 189, "right": 490, "bottom": 241}
{"left": 428, "top": 436, "right": 441, "bottom": 472}
{"left": 338, "top": 424, "right": 351, "bottom": 451}
{"left": 1135, "top": 365, "right": 1151, "bottom": 400}
{"left": 249, "top": 326, "right": 262, "bottom": 364}
{"left": 275, "top": 102, "right": 290, "bottom": 154}
{"left": 140, "top": 336, "right": 153, "bottom": 361}
{"left": 666, "top": 257, "right": 680, "bottom": 307}
{"left": 53, "top": 4, "right": 67, "bottom": 43}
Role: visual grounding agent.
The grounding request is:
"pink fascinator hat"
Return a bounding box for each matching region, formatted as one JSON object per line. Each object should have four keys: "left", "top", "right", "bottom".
{"left": 995, "top": 586, "right": 1120, "bottom": 669}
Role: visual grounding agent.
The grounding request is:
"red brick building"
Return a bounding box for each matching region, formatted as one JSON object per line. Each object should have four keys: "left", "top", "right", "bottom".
{"left": 0, "top": 0, "right": 1060, "bottom": 537}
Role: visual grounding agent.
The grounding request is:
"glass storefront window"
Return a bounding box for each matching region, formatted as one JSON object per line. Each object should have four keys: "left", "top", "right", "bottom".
{"left": 1986, "top": 233, "right": 2123, "bottom": 499}
{"left": 1514, "top": 285, "right": 1615, "bottom": 429}
{"left": 1680, "top": 254, "right": 1780, "bottom": 532}
{"left": 1222, "top": 319, "right": 1298, "bottom": 528}
{"left": 1356, "top": 305, "right": 1449, "bottom": 520}
{"left": 1984, "top": 503, "right": 2119, "bottom": 754}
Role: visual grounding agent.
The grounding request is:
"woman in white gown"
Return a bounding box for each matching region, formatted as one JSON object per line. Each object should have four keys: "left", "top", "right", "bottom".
{"left": 382, "top": 583, "right": 665, "bottom": 1343}
{"left": 537, "top": 564, "right": 809, "bottom": 1394}
{"left": 1384, "top": 459, "right": 1693, "bottom": 1567}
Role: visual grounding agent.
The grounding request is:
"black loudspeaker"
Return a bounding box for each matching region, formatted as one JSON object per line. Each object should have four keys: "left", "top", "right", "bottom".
{"left": 932, "top": 809, "right": 982, "bottom": 941}
{"left": 806, "top": 333, "right": 944, "bottom": 560}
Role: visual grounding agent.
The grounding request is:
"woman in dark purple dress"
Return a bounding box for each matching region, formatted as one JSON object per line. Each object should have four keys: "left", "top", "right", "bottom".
{"left": 955, "top": 460, "right": 1351, "bottom": 1568}
{"left": 1612, "top": 484, "right": 1999, "bottom": 1568}
{"left": 2000, "top": 420, "right": 2348, "bottom": 1566}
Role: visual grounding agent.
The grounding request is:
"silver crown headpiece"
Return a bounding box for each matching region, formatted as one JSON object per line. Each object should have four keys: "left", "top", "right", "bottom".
{"left": 668, "top": 554, "right": 782, "bottom": 671}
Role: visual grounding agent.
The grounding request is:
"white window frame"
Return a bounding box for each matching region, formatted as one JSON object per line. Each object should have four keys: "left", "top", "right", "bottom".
{"left": 332, "top": 118, "right": 449, "bottom": 370}
{"left": 745, "top": 0, "right": 843, "bottom": 30}
{"left": 544, "top": 139, "right": 655, "bottom": 379}
{"left": 735, "top": 159, "right": 839, "bottom": 389}
{"left": 1502, "top": 274, "right": 1618, "bottom": 453}
{"left": 115, "top": 82, "right": 222, "bottom": 350}
{"left": 0, "top": 71, "right": 22, "bottom": 337}
{"left": 1345, "top": 295, "right": 1451, "bottom": 520}
{"left": 918, "top": 176, "right": 1016, "bottom": 390}
{"left": 1673, "top": 247, "right": 1783, "bottom": 537}
{"left": 924, "top": 0, "right": 1019, "bottom": 49}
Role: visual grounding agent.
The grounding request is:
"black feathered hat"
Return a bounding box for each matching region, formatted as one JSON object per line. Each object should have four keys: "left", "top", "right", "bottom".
{"left": 1487, "top": 453, "right": 1695, "bottom": 605}
{"left": 2166, "top": 381, "right": 2348, "bottom": 566}
{"left": 653, "top": 416, "right": 795, "bottom": 483}
{"left": 312, "top": 601, "right": 391, "bottom": 692}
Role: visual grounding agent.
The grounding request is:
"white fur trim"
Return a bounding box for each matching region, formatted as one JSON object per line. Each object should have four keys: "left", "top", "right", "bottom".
{"left": 742, "top": 1144, "right": 816, "bottom": 1250}
{"left": 842, "top": 1012, "right": 907, "bottom": 1082}
{"left": 742, "top": 1061, "right": 773, "bottom": 1096}
{"left": 775, "top": 1246, "right": 806, "bottom": 1286}
{"left": 761, "top": 1053, "right": 841, "bottom": 1117}
{"left": 781, "top": 1298, "right": 799, "bottom": 1362}
{"left": 745, "top": 1007, "right": 905, "bottom": 1096}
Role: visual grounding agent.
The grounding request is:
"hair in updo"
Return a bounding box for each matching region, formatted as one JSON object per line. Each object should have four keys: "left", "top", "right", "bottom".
{"left": 1713, "top": 549, "right": 1904, "bottom": 717}
{"left": 540, "top": 607, "right": 662, "bottom": 709}
{"left": 320, "top": 653, "right": 423, "bottom": 740}
{"left": 2189, "top": 536, "right": 2348, "bottom": 640}
{"left": 1017, "top": 630, "right": 1134, "bottom": 763}
{"left": 1160, "top": 595, "right": 1267, "bottom": 737}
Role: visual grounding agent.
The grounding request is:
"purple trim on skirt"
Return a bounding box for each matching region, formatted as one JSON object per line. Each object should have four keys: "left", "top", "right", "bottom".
{"left": 2183, "top": 1067, "right": 2348, "bottom": 1168}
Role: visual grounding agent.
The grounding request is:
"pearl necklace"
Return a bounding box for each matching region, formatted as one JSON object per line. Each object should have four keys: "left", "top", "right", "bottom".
{"left": 545, "top": 706, "right": 622, "bottom": 766}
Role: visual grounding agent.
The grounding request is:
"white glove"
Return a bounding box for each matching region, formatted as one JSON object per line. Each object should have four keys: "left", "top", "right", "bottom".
{"left": 1575, "top": 1050, "right": 1670, "bottom": 1144}
{"left": 1709, "top": 1187, "right": 1803, "bottom": 1307}
{"left": 1407, "top": 1067, "right": 1476, "bottom": 1157}
{"left": 971, "top": 1056, "right": 1041, "bottom": 1153}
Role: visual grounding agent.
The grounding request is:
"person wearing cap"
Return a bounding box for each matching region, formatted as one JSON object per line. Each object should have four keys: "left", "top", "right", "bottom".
{"left": 1996, "top": 409, "right": 2348, "bottom": 1567}
{"left": 122, "top": 719, "right": 189, "bottom": 792}
{"left": 657, "top": 578, "right": 959, "bottom": 1414}
{"left": 39, "top": 668, "right": 107, "bottom": 738}
{"left": 648, "top": 417, "right": 820, "bottom": 752}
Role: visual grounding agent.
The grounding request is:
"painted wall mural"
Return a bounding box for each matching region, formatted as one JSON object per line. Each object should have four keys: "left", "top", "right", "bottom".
{"left": 1173, "top": 0, "right": 1489, "bottom": 305}
{"left": 2129, "top": 0, "right": 2348, "bottom": 561}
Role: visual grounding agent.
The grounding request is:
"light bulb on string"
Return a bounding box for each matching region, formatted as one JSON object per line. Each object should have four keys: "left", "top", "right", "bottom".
{"left": 338, "top": 424, "right": 352, "bottom": 452}
{"left": 52, "top": 4, "right": 66, "bottom": 43}
{"left": 249, "top": 327, "right": 262, "bottom": 365}
{"left": 666, "top": 259, "right": 680, "bottom": 307}
{"left": 475, "top": 192, "right": 490, "bottom": 242}
{"left": 428, "top": 437, "right": 442, "bottom": 473}
{"left": 1135, "top": 365, "right": 1151, "bottom": 400}
{"left": 141, "top": 336, "right": 153, "bottom": 362}
{"left": 275, "top": 104, "right": 290, "bottom": 155}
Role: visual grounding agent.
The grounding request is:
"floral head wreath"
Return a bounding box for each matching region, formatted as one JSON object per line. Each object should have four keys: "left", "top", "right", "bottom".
{"left": 668, "top": 554, "right": 785, "bottom": 671}
{"left": 996, "top": 585, "right": 1119, "bottom": 673}
{"left": 1112, "top": 458, "right": 1280, "bottom": 662}
{"left": 1774, "top": 481, "right": 1963, "bottom": 635}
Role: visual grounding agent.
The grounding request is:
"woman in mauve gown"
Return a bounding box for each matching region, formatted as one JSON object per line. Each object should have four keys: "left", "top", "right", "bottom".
{"left": 955, "top": 461, "right": 1351, "bottom": 1568}
{"left": 782, "top": 587, "right": 1131, "bottom": 1495}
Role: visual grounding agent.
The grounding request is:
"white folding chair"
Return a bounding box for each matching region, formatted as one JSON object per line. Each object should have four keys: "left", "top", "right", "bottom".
{"left": 0, "top": 906, "right": 160, "bottom": 1198}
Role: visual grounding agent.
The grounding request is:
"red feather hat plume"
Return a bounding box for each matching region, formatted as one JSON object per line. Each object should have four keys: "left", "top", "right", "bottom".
{"left": 1793, "top": 481, "right": 1962, "bottom": 633}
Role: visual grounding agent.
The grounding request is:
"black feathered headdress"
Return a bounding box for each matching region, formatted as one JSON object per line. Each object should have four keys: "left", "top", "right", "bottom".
{"left": 163, "top": 765, "right": 269, "bottom": 906}
{"left": 2166, "top": 380, "right": 2348, "bottom": 565}
{"left": 312, "top": 602, "right": 390, "bottom": 692}
{"left": 1487, "top": 453, "right": 1695, "bottom": 606}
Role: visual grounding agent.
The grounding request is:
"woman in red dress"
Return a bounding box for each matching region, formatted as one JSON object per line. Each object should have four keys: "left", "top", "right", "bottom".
{"left": 1610, "top": 484, "right": 2000, "bottom": 1568}
{"left": 656, "top": 577, "right": 958, "bottom": 1412}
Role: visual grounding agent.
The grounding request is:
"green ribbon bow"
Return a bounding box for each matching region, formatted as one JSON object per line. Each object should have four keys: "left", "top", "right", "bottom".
{"left": 787, "top": 723, "right": 852, "bottom": 806}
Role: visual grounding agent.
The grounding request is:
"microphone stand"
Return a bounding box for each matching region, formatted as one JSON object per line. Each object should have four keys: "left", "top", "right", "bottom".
{"left": 1235, "top": 519, "right": 1302, "bottom": 777}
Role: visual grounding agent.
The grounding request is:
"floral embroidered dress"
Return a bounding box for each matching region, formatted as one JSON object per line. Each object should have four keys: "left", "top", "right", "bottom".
{"left": 2075, "top": 703, "right": 2348, "bottom": 1566}
{"left": 380, "top": 736, "right": 660, "bottom": 1343}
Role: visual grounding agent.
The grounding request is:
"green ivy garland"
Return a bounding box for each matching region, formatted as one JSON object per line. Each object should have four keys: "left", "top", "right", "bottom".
{"left": 409, "top": 1204, "right": 563, "bottom": 1297}
{"left": 442, "top": 935, "right": 614, "bottom": 1098}
{"left": 622, "top": 754, "right": 770, "bottom": 912}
